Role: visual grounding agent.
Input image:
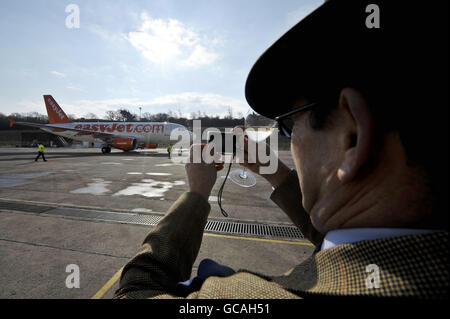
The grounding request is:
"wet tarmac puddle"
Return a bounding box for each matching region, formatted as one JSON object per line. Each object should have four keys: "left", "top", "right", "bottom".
{"left": 0, "top": 172, "right": 53, "bottom": 188}
{"left": 70, "top": 177, "right": 185, "bottom": 198}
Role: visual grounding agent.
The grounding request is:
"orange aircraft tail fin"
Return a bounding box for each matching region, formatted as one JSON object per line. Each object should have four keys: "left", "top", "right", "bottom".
{"left": 8, "top": 119, "right": 16, "bottom": 127}
{"left": 43, "top": 95, "right": 72, "bottom": 124}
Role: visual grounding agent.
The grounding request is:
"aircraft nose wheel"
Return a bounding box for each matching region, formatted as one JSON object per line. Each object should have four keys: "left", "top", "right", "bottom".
{"left": 101, "top": 147, "right": 111, "bottom": 154}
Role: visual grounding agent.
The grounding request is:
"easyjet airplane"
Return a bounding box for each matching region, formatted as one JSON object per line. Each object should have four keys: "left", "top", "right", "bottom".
{"left": 9, "top": 95, "right": 191, "bottom": 154}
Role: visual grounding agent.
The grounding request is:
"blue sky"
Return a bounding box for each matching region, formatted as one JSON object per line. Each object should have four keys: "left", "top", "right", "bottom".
{"left": 0, "top": 0, "right": 322, "bottom": 119}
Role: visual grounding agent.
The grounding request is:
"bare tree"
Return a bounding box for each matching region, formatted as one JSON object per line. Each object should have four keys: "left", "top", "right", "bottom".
{"left": 225, "top": 106, "right": 233, "bottom": 119}
{"left": 117, "top": 109, "right": 137, "bottom": 122}
{"left": 141, "top": 112, "right": 152, "bottom": 121}
{"left": 84, "top": 112, "right": 97, "bottom": 120}
{"left": 150, "top": 113, "right": 169, "bottom": 122}
{"left": 105, "top": 110, "right": 117, "bottom": 121}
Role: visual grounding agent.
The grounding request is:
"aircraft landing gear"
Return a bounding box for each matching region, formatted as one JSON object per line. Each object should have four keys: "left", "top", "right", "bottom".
{"left": 101, "top": 146, "right": 111, "bottom": 154}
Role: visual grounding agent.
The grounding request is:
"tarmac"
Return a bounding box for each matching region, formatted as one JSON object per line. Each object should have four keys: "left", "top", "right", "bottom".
{"left": 0, "top": 147, "right": 315, "bottom": 299}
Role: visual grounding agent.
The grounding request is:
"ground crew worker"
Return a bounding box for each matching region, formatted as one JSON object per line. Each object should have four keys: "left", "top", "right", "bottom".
{"left": 167, "top": 144, "right": 172, "bottom": 158}
{"left": 35, "top": 143, "right": 47, "bottom": 162}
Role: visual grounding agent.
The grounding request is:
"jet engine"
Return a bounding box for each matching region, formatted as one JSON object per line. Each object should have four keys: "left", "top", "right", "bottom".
{"left": 113, "top": 137, "right": 137, "bottom": 151}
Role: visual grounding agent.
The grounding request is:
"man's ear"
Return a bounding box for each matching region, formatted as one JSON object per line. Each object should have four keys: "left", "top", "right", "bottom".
{"left": 337, "top": 88, "right": 374, "bottom": 183}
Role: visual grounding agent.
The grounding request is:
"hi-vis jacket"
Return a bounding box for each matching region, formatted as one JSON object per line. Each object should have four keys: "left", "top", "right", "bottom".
{"left": 38, "top": 144, "right": 45, "bottom": 152}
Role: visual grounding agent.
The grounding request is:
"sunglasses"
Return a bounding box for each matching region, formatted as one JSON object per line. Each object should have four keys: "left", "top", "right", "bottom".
{"left": 275, "top": 102, "right": 321, "bottom": 137}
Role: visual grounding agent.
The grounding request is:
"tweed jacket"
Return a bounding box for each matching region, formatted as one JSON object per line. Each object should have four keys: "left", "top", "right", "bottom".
{"left": 114, "top": 171, "right": 449, "bottom": 299}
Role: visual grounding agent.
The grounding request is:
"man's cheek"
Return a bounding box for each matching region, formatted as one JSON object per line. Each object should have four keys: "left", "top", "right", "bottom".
{"left": 290, "top": 136, "right": 303, "bottom": 164}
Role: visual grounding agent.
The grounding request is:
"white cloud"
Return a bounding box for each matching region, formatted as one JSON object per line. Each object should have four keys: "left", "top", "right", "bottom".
{"left": 50, "top": 71, "right": 66, "bottom": 78}
{"left": 67, "top": 84, "right": 83, "bottom": 91}
{"left": 72, "top": 93, "right": 247, "bottom": 119}
{"left": 75, "top": 98, "right": 140, "bottom": 117}
{"left": 127, "top": 13, "right": 219, "bottom": 67}
{"left": 15, "top": 99, "right": 44, "bottom": 114}
{"left": 88, "top": 24, "right": 123, "bottom": 42}
{"left": 9, "top": 92, "right": 248, "bottom": 119}
{"left": 9, "top": 98, "right": 134, "bottom": 119}
{"left": 145, "top": 92, "right": 248, "bottom": 118}
{"left": 183, "top": 45, "right": 219, "bottom": 67}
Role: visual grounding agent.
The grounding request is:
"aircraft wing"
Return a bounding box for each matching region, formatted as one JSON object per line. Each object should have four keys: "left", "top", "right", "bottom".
{"left": 9, "top": 119, "right": 43, "bottom": 129}
{"left": 9, "top": 120, "right": 130, "bottom": 142}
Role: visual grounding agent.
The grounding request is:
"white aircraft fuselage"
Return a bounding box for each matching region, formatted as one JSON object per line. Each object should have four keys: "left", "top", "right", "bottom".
{"left": 41, "top": 122, "right": 187, "bottom": 145}
{"left": 10, "top": 95, "right": 191, "bottom": 153}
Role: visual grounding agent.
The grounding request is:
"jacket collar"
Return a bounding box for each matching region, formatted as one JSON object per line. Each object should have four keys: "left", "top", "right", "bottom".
{"left": 273, "top": 231, "right": 449, "bottom": 298}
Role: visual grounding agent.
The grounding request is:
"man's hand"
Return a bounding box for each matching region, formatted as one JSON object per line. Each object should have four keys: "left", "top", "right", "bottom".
{"left": 185, "top": 144, "right": 221, "bottom": 200}
{"left": 234, "top": 126, "right": 291, "bottom": 189}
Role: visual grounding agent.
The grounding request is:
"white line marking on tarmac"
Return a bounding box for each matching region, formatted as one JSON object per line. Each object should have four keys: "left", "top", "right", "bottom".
{"left": 132, "top": 208, "right": 153, "bottom": 213}
{"left": 155, "top": 163, "right": 184, "bottom": 167}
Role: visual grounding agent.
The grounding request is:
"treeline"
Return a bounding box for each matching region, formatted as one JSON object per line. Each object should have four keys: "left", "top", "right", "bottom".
{"left": 0, "top": 109, "right": 244, "bottom": 131}
{"left": 104, "top": 108, "right": 245, "bottom": 127}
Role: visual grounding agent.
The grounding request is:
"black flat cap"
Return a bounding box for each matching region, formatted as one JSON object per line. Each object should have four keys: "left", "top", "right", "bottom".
{"left": 245, "top": 0, "right": 448, "bottom": 119}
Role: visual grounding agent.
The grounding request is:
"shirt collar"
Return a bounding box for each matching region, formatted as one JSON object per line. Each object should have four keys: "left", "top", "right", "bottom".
{"left": 320, "top": 228, "right": 441, "bottom": 251}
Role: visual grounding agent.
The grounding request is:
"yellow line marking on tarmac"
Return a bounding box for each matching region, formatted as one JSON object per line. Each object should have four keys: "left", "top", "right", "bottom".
{"left": 91, "top": 234, "right": 313, "bottom": 298}
{"left": 91, "top": 266, "right": 123, "bottom": 299}
{"left": 204, "top": 232, "right": 315, "bottom": 246}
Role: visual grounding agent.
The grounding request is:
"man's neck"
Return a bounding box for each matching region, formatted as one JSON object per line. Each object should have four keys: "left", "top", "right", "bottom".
{"left": 310, "top": 135, "right": 434, "bottom": 234}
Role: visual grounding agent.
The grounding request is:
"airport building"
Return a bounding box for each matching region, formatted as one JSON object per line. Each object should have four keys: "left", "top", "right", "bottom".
{"left": 0, "top": 129, "right": 71, "bottom": 148}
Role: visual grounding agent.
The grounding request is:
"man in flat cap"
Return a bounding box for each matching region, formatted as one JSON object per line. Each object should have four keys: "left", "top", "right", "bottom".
{"left": 115, "top": 0, "right": 448, "bottom": 299}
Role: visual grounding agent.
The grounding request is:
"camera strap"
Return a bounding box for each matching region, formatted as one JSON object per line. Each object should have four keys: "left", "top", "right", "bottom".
{"left": 217, "top": 160, "right": 233, "bottom": 217}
